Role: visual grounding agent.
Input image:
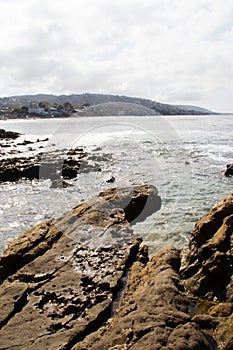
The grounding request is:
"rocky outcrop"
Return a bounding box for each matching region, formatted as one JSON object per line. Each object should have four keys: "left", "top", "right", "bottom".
{"left": 72, "top": 192, "right": 233, "bottom": 350}
{"left": 0, "top": 187, "right": 232, "bottom": 350}
{"left": 76, "top": 246, "right": 214, "bottom": 350}
{"left": 0, "top": 147, "right": 104, "bottom": 183}
{"left": 0, "top": 184, "right": 161, "bottom": 349}
{"left": 180, "top": 192, "right": 233, "bottom": 349}
{"left": 0, "top": 128, "right": 21, "bottom": 139}
{"left": 224, "top": 164, "right": 233, "bottom": 177}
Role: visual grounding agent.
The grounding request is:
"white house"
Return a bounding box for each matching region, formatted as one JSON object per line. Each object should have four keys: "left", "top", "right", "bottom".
{"left": 28, "top": 107, "right": 47, "bottom": 115}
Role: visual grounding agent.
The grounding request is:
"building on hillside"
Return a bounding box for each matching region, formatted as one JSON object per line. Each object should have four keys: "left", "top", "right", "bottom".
{"left": 28, "top": 107, "right": 48, "bottom": 115}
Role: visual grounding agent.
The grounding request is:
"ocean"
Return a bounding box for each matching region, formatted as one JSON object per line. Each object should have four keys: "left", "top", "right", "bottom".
{"left": 1, "top": 115, "right": 233, "bottom": 254}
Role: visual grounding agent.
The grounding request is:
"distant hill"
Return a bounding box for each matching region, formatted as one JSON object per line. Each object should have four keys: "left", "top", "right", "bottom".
{"left": 76, "top": 102, "right": 160, "bottom": 116}
{"left": 0, "top": 93, "right": 214, "bottom": 116}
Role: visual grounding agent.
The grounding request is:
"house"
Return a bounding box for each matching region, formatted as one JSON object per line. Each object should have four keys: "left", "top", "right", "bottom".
{"left": 28, "top": 107, "right": 48, "bottom": 115}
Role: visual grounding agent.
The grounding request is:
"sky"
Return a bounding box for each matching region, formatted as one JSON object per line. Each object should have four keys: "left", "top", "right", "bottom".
{"left": 0, "top": 0, "right": 233, "bottom": 112}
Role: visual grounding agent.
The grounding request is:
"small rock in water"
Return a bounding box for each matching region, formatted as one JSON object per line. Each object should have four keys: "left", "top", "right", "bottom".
{"left": 224, "top": 163, "right": 233, "bottom": 177}
{"left": 106, "top": 175, "right": 116, "bottom": 183}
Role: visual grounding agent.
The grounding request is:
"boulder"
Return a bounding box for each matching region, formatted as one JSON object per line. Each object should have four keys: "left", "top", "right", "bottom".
{"left": 180, "top": 192, "right": 233, "bottom": 348}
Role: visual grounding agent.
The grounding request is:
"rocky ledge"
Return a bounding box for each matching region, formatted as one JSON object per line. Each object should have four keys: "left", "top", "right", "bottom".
{"left": 0, "top": 187, "right": 232, "bottom": 350}
{"left": 0, "top": 184, "right": 161, "bottom": 349}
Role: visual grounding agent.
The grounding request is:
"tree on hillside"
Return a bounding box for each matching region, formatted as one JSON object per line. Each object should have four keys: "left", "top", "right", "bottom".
{"left": 63, "top": 102, "right": 74, "bottom": 111}
{"left": 39, "top": 101, "right": 50, "bottom": 109}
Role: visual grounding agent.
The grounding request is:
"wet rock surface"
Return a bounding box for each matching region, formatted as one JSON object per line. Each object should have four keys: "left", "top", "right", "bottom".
{"left": 0, "top": 184, "right": 161, "bottom": 349}
{"left": 0, "top": 147, "right": 106, "bottom": 183}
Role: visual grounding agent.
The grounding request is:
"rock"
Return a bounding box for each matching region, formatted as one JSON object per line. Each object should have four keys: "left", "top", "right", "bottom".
{"left": 17, "top": 140, "right": 34, "bottom": 146}
{"left": 106, "top": 175, "right": 116, "bottom": 183}
{"left": 0, "top": 128, "right": 21, "bottom": 139}
{"left": 180, "top": 192, "right": 233, "bottom": 300}
{"left": 74, "top": 247, "right": 214, "bottom": 350}
{"left": 0, "top": 184, "right": 161, "bottom": 350}
{"left": 224, "top": 164, "right": 233, "bottom": 177}
{"left": 50, "top": 179, "right": 73, "bottom": 188}
{"left": 0, "top": 147, "right": 110, "bottom": 183}
{"left": 180, "top": 192, "right": 233, "bottom": 349}
{"left": 1, "top": 184, "right": 232, "bottom": 349}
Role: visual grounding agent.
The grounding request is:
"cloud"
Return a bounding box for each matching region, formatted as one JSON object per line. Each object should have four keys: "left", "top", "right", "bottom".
{"left": 0, "top": 0, "right": 233, "bottom": 111}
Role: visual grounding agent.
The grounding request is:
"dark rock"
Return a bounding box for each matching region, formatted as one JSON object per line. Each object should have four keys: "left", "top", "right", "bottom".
{"left": 0, "top": 128, "right": 21, "bottom": 139}
{"left": 224, "top": 164, "right": 233, "bottom": 177}
{"left": 17, "top": 140, "right": 34, "bottom": 146}
{"left": 0, "top": 184, "right": 161, "bottom": 350}
{"left": 106, "top": 175, "right": 116, "bottom": 183}
{"left": 0, "top": 147, "right": 110, "bottom": 183}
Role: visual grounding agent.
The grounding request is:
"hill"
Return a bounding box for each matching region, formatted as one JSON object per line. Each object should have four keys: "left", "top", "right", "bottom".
{"left": 0, "top": 93, "right": 214, "bottom": 116}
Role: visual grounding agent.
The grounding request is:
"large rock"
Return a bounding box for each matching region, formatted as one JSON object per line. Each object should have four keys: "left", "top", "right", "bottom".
{"left": 180, "top": 192, "right": 233, "bottom": 349}
{"left": 0, "top": 184, "right": 161, "bottom": 349}
{"left": 72, "top": 192, "right": 233, "bottom": 350}
{"left": 0, "top": 186, "right": 232, "bottom": 350}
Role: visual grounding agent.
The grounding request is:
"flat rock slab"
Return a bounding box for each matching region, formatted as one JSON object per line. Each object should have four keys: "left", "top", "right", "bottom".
{"left": 0, "top": 184, "right": 161, "bottom": 350}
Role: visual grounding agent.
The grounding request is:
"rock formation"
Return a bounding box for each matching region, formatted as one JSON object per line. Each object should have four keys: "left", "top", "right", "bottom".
{"left": 0, "top": 184, "right": 161, "bottom": 349}
{"left": 0, "top": 187, "right": 232, "bottom": 350}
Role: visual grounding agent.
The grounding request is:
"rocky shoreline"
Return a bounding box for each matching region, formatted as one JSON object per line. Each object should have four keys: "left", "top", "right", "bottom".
{"left": 0, "top": 183, "right": 232, "bottom": 349}
{"left": 0, "top": 128, "right": 114, "bottom": 188}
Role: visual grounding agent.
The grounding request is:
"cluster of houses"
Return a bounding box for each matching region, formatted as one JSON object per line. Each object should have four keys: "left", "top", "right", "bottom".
{"left": 0, "top": 102, "right": 78, "bottom": 119}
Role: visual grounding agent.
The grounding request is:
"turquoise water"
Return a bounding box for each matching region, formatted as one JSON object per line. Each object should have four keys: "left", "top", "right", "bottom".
{"left": 0, "top": 115, "right": 233, "bottom": 253}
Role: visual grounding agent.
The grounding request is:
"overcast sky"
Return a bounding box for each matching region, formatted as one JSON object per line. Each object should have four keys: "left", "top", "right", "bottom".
{"left": 0, "top": 0, "right": 233, "bottom": 112}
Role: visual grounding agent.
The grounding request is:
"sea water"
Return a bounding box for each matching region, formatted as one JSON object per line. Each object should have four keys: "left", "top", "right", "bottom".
{"left": 0, "top": 115, "right": 232, "bottom": 253}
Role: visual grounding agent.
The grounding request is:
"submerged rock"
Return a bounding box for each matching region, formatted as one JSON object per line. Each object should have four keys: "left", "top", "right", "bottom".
{"left": 0, "top": 184, "right": 161, "bottom": 349}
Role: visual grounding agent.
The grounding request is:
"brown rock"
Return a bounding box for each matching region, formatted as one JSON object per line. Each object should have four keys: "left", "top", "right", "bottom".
{"left": 180, "top": 192, "right": 233, "bottom": 349}
{"left": 0, "top": 184, "right": 161, "bottom": 349}
{"left": 73, "top": 247, "right": 215, "bottom": 350}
